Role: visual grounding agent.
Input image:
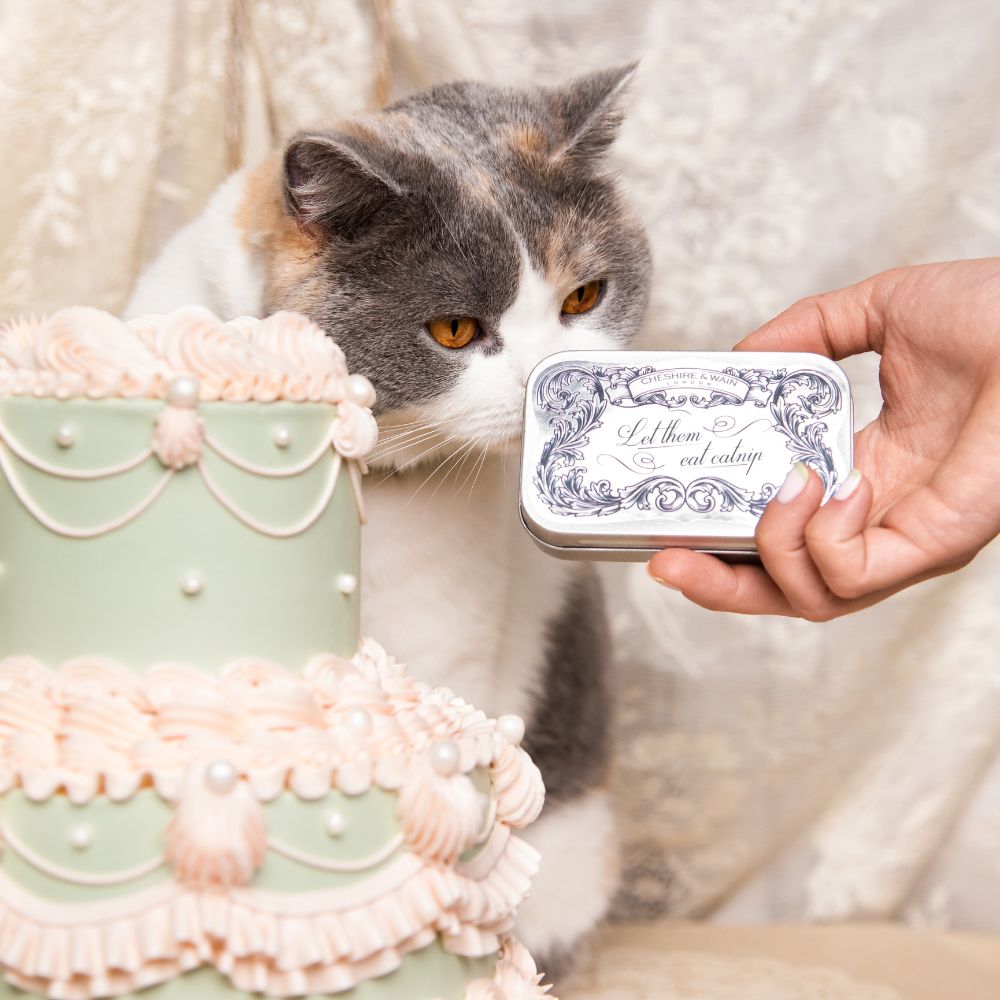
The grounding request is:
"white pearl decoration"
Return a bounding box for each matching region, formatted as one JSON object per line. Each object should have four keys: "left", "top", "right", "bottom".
{"left": 54, "top": 425, "right": 76, "bottom": 448}
{"left": 336, "top": 573, "right": 357, "bottom": 596}
{"left": 325, "top": 810, "right": 347, "bottom": 838}
{"left": 497, "top": 714, "right": 526, "bottom": 746}
{"left": 204, "top": 759, "right": 239, "bottom": 795}
{"left": 429, "top": 741, "right": 460, "bottom": 777}
{"left": 344, "top": 706, "right": 372, "bottom": 736}
{"left": 344, "top": 374, "right": 376, "bottom": 408}
{"left": 69, "top": 824, "right": 93, "bottom": 851}
{"left": 180, "top": 574, "right": 203, "bottom": 597}
{"left": 272, "top": 426, "right": 292, "bottom": 449}
{"left": 166, "top": 375, "right": 201, "bottom": 409}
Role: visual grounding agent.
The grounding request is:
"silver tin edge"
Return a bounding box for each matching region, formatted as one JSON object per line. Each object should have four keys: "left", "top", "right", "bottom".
{"left": 519, "top": 349, "right": 854, "bottom": 561}
{"left": 520, "top": 508, "right": 762, "bottom": 562}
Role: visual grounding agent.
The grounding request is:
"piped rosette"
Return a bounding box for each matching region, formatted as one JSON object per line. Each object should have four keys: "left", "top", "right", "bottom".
{"left": 0, "top": 306, "right": 359, "bottom": 404}
{"left": 0, "top": 640, "right": 549, "bottom": 999}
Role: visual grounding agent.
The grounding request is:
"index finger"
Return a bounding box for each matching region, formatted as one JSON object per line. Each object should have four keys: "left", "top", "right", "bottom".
{"left": 733, "top": 268, "right": 906, "bottom": 359}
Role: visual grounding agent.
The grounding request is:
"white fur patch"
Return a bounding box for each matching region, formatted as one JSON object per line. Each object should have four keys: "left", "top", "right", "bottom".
{"left": 514, "top": 788, "right": 619, "bottom": 958}
{"left": 360, "top": 456, "right": 568, "bottom": 720}
{"left": 125, "top": 172, "right": 264, "bottom": 320}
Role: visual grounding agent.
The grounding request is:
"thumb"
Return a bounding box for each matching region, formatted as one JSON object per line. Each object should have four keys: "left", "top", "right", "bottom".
{"left": 733, "top": 270, "right": 902, "bottom": 359}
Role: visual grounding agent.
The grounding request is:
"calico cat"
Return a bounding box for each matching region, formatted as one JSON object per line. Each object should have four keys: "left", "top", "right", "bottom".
{"left": 126, "top": 65, "right": 651, "bottom": 969}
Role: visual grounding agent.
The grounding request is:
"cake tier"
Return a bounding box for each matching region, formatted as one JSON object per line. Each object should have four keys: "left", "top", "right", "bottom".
{"left": 0, "top": 308, "right": 378, "bottom": 671}
{"left": 0, "top": 308, "right": 553, "bottom": 998}
{"left": 0, "top": 398, "right": 358, "bottom": 668}
{"left": 0, "top": 642, "right": 551, "bottom": 1000}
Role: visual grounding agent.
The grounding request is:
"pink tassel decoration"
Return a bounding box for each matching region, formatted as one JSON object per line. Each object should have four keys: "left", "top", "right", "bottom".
{"left": 165, "top": 760, "right": 266, "bottom": 888}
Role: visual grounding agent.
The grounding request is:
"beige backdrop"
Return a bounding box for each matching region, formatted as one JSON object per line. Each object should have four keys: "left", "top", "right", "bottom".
{"left": 3, "top": 0, "right": 1000, "bottom": 946}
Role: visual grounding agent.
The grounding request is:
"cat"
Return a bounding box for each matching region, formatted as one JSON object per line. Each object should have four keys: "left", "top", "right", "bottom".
{"left": 125, "top": 64, "right": 651, "bottom": 971}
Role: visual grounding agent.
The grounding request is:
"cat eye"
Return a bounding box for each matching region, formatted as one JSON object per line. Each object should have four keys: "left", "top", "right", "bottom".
{"left": 561, "top": 280, "right": 604, "bottom": 316}
{"left": 427, "top": 316, "right": 481, "bottom": 349}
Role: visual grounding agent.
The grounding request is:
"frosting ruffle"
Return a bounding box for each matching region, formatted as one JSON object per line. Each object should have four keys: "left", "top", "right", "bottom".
{"left": 0, "top": 823, "right": 540, "bottom": 999}
{"left": 0, "top": 307, "right": 355, "bottom": 405}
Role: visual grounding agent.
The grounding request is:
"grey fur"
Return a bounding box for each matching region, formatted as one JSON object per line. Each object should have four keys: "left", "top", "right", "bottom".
{"left": 522, "top": 567, "right": 611, "bottom": 804}
{"left": 272, "top": 65, "right": 651, "bottom": 414}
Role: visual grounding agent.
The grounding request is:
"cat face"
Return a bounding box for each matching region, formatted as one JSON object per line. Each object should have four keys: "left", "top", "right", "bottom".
{"left": 262, "top": 65, "right": 651, "bottom": 471}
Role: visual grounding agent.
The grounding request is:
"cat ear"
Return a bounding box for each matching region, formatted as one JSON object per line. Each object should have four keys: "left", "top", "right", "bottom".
{"left": 282, "top": 130, "right": 405, "bottom": 241}
{"left": 549, "top": 63, "right": 638, "bottom": 163}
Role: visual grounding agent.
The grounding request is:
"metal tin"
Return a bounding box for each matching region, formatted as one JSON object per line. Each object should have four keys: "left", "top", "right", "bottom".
{"left": 520, "top": 350, "right": 853, "bottom": 561}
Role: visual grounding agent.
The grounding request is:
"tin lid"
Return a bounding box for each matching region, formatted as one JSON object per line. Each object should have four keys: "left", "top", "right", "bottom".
{"left": 520, "top": 350, "right": 853, "bottom": 557}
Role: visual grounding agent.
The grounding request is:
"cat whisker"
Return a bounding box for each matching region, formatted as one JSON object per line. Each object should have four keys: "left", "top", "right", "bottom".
{"left": 373, "top": 426, "right": 432, "bottom": 446}
{"left": 453, "top": 440, "right": 478, "bottom": 483}
{"left": 454, "top": 439, "right": 481, "bottom": 497}
{"left": 406, "top": 436, "right": 480, "bottom": 508}
{"left": 422, "top": 435, "right": 485, "bottom": 506}
{"left": 367, "top": 431, "right": 452, "bottom": 490}
{"left": 372, "top": 426, "right": 441, "bottom": 451}
{"left": 368, "top": 430, "right": 446, "bottom": 466}
{"left": 467, "top": 444, "right": 491, "bottom": 500}
{"left": 459, "top": 440, "right": 490, "bottom": 500}
{"left": 377, "top": 413, "right": 452, "bottom": 432}
{"left": 377, "top": 431, "right": 456, "bottom": 481}
{"left": 372, "top": 427, "right": 444, "bottom": 458}
{"left": 377, "top": 400, "right": 468, "bottom": 439}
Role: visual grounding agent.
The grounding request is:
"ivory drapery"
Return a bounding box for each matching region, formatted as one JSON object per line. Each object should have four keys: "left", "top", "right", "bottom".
{"left": 3, "top": 0, "right": 1000, "bottom": 937}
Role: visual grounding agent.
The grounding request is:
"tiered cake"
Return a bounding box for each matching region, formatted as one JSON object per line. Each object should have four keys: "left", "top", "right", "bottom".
{"left": 0, "top": 307, "right": 550, "bottom": 1000}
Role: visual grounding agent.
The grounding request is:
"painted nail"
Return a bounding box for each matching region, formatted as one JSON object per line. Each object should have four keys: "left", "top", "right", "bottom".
{"left": 834, "top": 468, "right": 862, "bottom": 501}
{"left": 776, "top": 463, "right": 810, "bottom": 504}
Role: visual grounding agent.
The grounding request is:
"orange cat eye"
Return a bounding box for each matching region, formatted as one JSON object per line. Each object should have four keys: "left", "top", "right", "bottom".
{"left": 427, "top": 316, "right": 481, "bottom": 349}
{"left": 561, "top": 280, "right": 604, "bottom": 316}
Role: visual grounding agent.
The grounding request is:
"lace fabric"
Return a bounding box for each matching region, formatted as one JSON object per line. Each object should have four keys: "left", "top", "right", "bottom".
{"left": 2, "top": 0, "right": 1000, "bottom": 933}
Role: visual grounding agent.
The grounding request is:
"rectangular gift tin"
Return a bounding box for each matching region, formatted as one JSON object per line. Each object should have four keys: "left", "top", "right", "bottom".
{"left": 520, "top": 351, "right": 853, "bottom": 561}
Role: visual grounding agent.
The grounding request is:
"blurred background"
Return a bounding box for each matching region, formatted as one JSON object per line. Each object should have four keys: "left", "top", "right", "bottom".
{"left": 3, "top": 1, "right": 1000, "bottom": 995}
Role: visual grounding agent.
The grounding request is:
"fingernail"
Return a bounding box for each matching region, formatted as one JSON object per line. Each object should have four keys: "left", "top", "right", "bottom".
{"left": 776, "top": 462, "right": 810, "bottom": 504}
{"left": 834, "top": 468, "right": 862, "bottom": 501}
{"left": 647, "top": 563, "right": 679, "bottom": 589}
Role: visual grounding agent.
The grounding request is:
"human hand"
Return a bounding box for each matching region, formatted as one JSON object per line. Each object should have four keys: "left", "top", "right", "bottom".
{"left": 647, "top": 258, "right": 1000, "bottom": 620}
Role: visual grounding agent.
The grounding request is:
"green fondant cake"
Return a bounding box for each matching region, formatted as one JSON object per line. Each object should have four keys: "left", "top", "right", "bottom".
{"left": 0, "top": 307, "right": 551, "bottom": 1000}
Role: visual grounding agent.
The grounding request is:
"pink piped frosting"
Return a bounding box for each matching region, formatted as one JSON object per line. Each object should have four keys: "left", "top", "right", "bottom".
{"left": 0, "top": 306, "right": 353, "bottom": 404}
{"left": 0, "top": 641, "right": 545, "bottom": 822}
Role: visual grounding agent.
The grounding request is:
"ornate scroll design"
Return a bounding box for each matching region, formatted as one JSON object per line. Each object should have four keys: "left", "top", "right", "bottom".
{"left": 768, "top": 368, "right": 842, "bottom": 496}
{"left": 532, "top": 362, "right": 842, "bottom": 518}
